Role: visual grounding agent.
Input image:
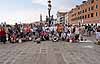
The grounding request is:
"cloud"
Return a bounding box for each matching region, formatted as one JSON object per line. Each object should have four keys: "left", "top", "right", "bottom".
{"left": 0, "top": 0, "right": 85, "bottom": 24}
{"left": 57, "top": 0, "right": 77, "bottom": 11}
{"left": 0, "top": 10, "right": 47, "bottom": 25}
{"left": 32, "top": 0, "right": 47, "bottom": 5}
{"left": 56, "top": 0, "right": 86, "bottom": 11}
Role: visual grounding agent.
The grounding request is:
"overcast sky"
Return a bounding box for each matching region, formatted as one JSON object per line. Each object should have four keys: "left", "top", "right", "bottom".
{"left": 0, "top": 0, "right": 86, "bottom": 24}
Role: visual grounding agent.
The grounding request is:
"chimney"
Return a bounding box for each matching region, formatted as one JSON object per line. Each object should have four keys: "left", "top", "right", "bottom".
{"left": 82, "top": 1, "right": 86, "bottom": 3}
{"left": 76, "top": 5, "right": 79, "bottom": 7}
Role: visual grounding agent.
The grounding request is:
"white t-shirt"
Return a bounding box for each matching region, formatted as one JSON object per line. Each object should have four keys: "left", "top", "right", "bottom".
{"left": 75, "top": 27, "right": 79, "bottom": 34}
{"left": 49, "top": 26, "right": 57, "bottom": 32}
{"left": 42, "top": 27, "right": 45, "bottom": 31}
{"left": 54, "top": 26, "right": 57, "bottom": 32}
{"left": 64, "top": 26, "right": 68, "bottom": 32}
{"left": 33, "top": 27, "right": 37, "bottom": 32}
{"left": 49, "top": 26, "right": 53, "bottom": 32}
{"left": 68, "top": 27, "right": 71, "bottom": 33}
{"left": 42, "top": 27, "right": 48, "bottom": 31}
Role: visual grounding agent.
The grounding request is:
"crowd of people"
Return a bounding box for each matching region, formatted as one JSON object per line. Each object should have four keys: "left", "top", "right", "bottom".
{"left": 0, "top": 23, "right": 100, "bottom": 44}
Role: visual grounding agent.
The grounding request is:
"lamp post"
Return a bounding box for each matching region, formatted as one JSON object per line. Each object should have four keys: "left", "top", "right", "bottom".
{"left": 48, "top": 0, "right": 52, "bottom": 26}
{"left": 40, "top": 14, "right": 42, "bottom": 22}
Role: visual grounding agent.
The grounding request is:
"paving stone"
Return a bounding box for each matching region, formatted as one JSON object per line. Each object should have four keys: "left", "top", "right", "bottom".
{"left": 0, "top": 41, "right": 100, "bottom": 64}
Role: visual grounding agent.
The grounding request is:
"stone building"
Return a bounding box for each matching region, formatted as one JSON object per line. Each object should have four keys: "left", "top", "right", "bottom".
{"left": 57, "top": 11, "right": 68, "bottom": 24}
{"left": 68, "top": 0, "right": 100, "bottom": 25}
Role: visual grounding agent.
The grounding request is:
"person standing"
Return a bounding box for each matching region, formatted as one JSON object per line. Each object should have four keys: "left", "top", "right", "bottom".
{"left": 0, "top": 27, "right": 6, "bottom": 44}
{"left": 75, "top": 25, "right": 80, "bottom": 41}
{"left": 87, "top": 24, "right": 93, "bottom": 36}
{"left": 56, "top": 24, "right": 64, "bottom": 37}
{"left": 96, "top": 26, "right": 100, "bottom": 43}
{"left": 64, "top": 24, "right": 69, "bottom": 36}
{"left": 32, "top": 25, "right": 37, "bottom": 35}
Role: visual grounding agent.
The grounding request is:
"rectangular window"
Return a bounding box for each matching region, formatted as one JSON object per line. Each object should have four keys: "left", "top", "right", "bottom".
{"left": 88, "top": 14, "right": 90, "bottom": 18}
{"left": 88, "top": 7, "right": 90, "bottom": 11}
{"left": 82, "top": 16, "right": 84, "bottom": 19}
{"left": 78, "top": 12, "right": 80, "bottom": 14}
{"left": 91, "top": 13, "right": 94, "bottom": 17}
{"left": 96, "top": 12, "right": 98, "bottom": 16}
{"left": 91, "top": 6, "right": 94, "bottom": 10}
{"left": 80, "top": 11, "right": 81, "bottom": 14}
{"left": 96, "top": 5, "right": 98, "bottom": 9}
{"left": 85, "top": 15, "right": 87, "bottom": 18}
{"left": 85, "top": 9, "right": 87, "bottom": 12}
{"left": 83, "top": 10, "right": 84, "bottom": 13}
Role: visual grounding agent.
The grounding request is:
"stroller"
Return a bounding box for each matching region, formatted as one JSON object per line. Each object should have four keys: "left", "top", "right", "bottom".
{"left": 52, "top": 32, "right": 59, "bottom": 42}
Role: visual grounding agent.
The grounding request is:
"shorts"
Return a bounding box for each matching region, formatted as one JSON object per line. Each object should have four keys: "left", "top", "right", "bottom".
{"left": 70, "top": 33, "right": 75, "bottom": 39}
{"left": 96, "top": 32, "right": 100, "bottom": 40}
{"left": 75, "top": 34, "right": 79, "bottom": 40}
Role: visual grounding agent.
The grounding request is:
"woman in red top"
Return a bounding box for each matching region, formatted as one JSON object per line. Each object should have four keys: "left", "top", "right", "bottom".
{"left": 0, "top": 27, "right": 6, "bottom": 44}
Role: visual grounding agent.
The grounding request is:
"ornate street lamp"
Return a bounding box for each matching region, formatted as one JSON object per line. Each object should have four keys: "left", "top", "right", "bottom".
{"left": 48, "top": 0, "right": 52, "bottom": 26}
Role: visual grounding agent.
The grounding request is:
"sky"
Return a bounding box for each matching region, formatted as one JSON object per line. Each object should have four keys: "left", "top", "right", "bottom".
{"left": 0, "top": 0, "right": 86, "bottom": 25}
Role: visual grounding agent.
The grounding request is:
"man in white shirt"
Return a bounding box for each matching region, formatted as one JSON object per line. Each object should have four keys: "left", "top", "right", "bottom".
{"left": 75, "top": 25, "right": 80, "bottom": 41}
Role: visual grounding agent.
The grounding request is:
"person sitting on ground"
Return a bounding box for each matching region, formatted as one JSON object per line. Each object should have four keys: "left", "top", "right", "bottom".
{"left": 75, "top": 25, "right": 80, "bottom": 41}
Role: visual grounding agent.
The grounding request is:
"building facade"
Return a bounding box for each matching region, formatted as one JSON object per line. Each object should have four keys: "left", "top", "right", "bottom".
{"left": 57, "top": 11, "right": 67, "bottom": 24}
{"left": 68, "top": 0, "right": 100, "bottom": 25}
{"left": 65, "top": 13, "right": 69, "bottom": 24}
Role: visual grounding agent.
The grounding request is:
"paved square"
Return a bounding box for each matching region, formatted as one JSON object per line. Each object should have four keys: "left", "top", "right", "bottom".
{"left": 0, "top": 41, "right": 100, "bottom": 64}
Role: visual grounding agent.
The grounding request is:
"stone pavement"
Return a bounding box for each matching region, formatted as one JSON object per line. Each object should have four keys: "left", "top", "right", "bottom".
{"left": 0, "top": 41, "right": 100, "bottom": 64}
{"left": 83, "top": 34, "right": 96, "bottom": 42}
